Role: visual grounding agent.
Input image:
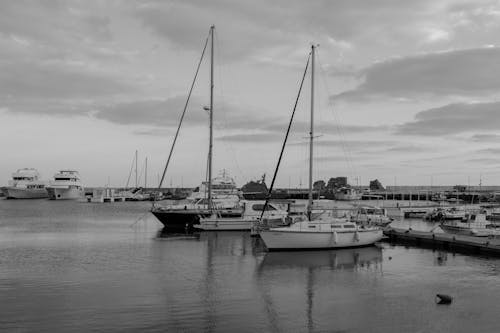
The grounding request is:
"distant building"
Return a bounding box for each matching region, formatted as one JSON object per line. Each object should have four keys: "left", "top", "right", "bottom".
{"left": 369, "top": 179, "right": 385, "bottom": 191}
{"left": 453, "top": 185, "right": 467, "bottom": 192}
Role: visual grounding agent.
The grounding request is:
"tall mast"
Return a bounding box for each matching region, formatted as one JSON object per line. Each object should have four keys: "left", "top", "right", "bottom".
{"left": 308, "top": 44, "right": 315, "bottom": 217}
{"left": 145, "top": 157, "right": 148, "bottom": 189}
{"left": 135, "top": 149, "right": 138, "bottom": 188}
{"left": 208, "top": 25, "right": 215, "bottom": 211}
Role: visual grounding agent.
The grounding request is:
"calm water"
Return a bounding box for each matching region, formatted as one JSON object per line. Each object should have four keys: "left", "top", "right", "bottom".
{"left": 1, "top": 200, "right": 500, "bottom": 332}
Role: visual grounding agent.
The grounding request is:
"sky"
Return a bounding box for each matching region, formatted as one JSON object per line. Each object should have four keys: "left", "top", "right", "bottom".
{"left": 2, "top": 0, "right": 500, "bottom": 187}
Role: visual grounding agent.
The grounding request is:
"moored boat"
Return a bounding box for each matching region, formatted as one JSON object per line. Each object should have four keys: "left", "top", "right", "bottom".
{"left": 350, "top": 205, "right": 393, "bottom": 227}
{"left": 440, "top": 213, "right": 500, "bottom": 237}
{"left": 1, "top": 168, "right": 48, "bottom": 199}
{"left": 46, "top": 170, "right": 85, "bottom": 200}
{"left": 194, "top": 201, "right": 298, "bottom": 231}
{"left": 258, "top": 45, "right": 382, "bottom": 250}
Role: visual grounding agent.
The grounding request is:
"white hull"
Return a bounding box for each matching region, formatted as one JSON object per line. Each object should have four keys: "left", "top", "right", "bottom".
{"left": 2, "top": 187, "right": 48, "bottom": 199}
{"left": 195, "top": 217, "right": 289, "bottom": 231}
{"left": 195, "top": 219, "right": 255, "bottom": 231}
{"left": 46, "top": 187, "right": 84, "bottom": 200}
{"left": 260, "top": 228, "right": 383, "bottom": 250}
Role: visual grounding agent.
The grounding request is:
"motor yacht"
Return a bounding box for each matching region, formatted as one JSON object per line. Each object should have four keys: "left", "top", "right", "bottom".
{"left": 1, "top": 168, "right": 48, "bottom": 199}
{"left": 46, "top": 170, "right": 85, "bottom": 200}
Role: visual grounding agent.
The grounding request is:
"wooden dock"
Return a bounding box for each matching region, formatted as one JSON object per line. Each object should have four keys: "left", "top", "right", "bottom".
{"left": 383, "top": 227, "right": 500, "bottom": 256}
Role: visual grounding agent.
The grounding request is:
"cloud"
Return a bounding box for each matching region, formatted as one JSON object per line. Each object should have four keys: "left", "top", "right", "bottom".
{"left": 475, "top": 148, "right": 500, "bottom": 154}
{"left": 0, "top": 61, "right": 133, "bottom": 99}
{"left": 216, "top": 132, "right": 282, "bottom": 142}
{"left": 334, "top": 48, "right": 500, "bottom": 102}
{"left": 470, "top": 134, "right": 500, "bottom": 142}
{"left": 396, "top": 101, "right": 500, "bottom": 136}
{"left": 0, "top": 1, "right": 111, "bottom": 45}
{"left": 467, "top": 158, "right": 500, "bottom": 164}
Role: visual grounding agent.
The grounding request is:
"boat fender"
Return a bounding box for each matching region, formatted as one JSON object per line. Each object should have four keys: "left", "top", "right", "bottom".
{"left": 333, "top": 231, "right": 338, "bottom": 244}
{"left": 435, "top": 294, "right": 453, "bottom": 304}
{"left": 354, "top": 231, "right": 360, "bottom": 242}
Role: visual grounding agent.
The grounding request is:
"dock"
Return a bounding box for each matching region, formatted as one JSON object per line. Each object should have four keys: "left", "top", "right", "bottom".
{"left": 383, "top": 227, "right": 500, "bottom": 256}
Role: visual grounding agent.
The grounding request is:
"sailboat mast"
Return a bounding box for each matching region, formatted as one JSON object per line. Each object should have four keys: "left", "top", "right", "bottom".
{"left": 145, "top": 157, "right": 148, "bottom": 189}
{"left": 208, "top": 25, "right": 215, "bottom": 211}
{"left": 308, "top": 44, "right": 315, "bottom": 215}
{"left": 135, "top": 150, "right": 138, "bottom": 188}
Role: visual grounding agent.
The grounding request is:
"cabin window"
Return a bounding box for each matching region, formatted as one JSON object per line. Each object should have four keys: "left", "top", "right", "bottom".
{"left": 331, "top": 225, "right": 342, "bottom": 228}
{"left": 308, "top": 225, "right": 316, "bottom": 228}
{"left": 343, "top": 225, "right": 356, "bottom": 228}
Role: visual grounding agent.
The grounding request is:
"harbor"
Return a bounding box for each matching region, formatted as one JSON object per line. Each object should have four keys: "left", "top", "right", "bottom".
{"left": 2, "top": 198, "right": 500, "bottom": 332}
{"left": 3, "top": 1, "right": 500, "bottom": 332}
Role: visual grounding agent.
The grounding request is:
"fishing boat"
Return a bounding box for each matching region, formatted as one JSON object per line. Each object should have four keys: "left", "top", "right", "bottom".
{"left": 151, "top": 26, "right": 243, "bottom": 230}
{"left": 259, "top": 45, "right": 382, "bottom": 250}
{"left": 440, "top": 213, "right": 500, "bottom": 237}
{"left": 1, "top": 168, "right": 48, "bottom": 199}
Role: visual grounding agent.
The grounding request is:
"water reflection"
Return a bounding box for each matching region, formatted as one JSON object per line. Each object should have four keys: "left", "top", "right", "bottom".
{"left": 156, "top": 227, "right": 200, "bottom": 240}
{"left": 255, "top": 246, "right": 383, "bottom": 332}
{"left": 260, "top": 246, "right": 383, "bottom": 271}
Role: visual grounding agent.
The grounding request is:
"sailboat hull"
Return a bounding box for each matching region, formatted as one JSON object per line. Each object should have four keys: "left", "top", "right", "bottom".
{"left": 151, "top": 209, "right": 212, "bottom": 230}
{"left": 260, "top": 229, "right": 383, "bottom": 251}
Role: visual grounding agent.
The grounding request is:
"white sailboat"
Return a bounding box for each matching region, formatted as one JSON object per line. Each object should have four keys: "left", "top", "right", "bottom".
{"left": 259, "top": 45, "right": 382, "bottom": 250}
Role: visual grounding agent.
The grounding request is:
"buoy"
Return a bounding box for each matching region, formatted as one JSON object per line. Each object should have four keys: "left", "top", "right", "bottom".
{"left": 388, "top": 256, "right": 392, "bottom": 260}
{"left": 435, "top": 294, "right": 453, "bottom": 304}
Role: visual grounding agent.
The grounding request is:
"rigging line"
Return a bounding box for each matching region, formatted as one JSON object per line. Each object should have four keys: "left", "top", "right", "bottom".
{"left": 316, "top": 52, "right": 358, "bottom": 181}
{"left": 213, "top": 29, "right": 247, "bottom": 182}
{"left": 259, "top": 52, "right": 311, "bottom": 222}
{"left": 125, "top": 151, "right": 136, "bottom": 188}
{"left": 157, "top": 28, "right": 210, "bottom": 191}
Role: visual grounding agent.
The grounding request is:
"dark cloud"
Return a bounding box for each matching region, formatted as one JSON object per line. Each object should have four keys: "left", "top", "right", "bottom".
{"left": 216, "top": 133, "right": 282, "bottom": 142}
{"left": 0, "top": 61, "right": 132, "bottom": 99}
{"left": 396, "top": 101, "right": 500, "bottom": 136}
{"left": 470, "top": 134, "right": 500, "bottom": 142}
{"left": 467, "top": 158, "right": 500, "bottom": 164}
{"left": 475, "top": 148, "right": 500, "bottom": 155}
{"left": 0, "top": 1, "right": 111, "bottom": 44}
{"left": 334, "top": 48, "right": 500, "bottom": 102}
{"left": 262, "top": 121, "right": 389, "bottom": 134}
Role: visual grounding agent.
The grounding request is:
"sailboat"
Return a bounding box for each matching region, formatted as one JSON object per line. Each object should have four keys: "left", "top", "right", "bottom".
{"left": 151, "top": 26, "right": 243, "bottom": 230}
{"left": 259, "top": 45, "right": 383, "bottom": 250}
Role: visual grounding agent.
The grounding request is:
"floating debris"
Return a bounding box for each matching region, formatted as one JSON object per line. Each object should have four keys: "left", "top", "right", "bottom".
{"left": 436, "top": 294, "right": 453, "bottom": 304}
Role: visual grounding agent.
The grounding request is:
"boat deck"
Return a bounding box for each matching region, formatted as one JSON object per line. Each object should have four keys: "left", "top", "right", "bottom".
{"left": 383, "top": 227, "right": 500, "bottom": 256}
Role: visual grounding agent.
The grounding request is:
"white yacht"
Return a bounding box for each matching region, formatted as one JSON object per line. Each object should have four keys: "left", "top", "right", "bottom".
{"left": 258, "top": 45, "right": 383, "bottom": 250}
{"left": 1, "top": 168, "right": 48, "bottom": 199}
{"left": 46, "top": 170, "right": 85, "bottom": 200}
{"left": 194, "top": 201, "right": 298, "bottom": 231}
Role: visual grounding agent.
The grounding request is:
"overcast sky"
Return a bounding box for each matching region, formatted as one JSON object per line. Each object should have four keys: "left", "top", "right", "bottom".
{"left": 2, "top": 0, "right": 500, "bottom": 187}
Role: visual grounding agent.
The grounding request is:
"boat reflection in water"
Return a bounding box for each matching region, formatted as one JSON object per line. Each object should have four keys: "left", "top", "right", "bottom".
{"left": 259, "top": 245, "right": 383, "bottom": 271}
{"left": 156, "top": 227, "right": 200, "bottom": 240}
{"left": 256, "top": 246, "right": 383, "bottom": 332}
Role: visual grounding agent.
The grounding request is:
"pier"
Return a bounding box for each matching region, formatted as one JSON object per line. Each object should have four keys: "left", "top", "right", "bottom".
{"left": 383, "top": 227, "right": 500, "bottom": 256}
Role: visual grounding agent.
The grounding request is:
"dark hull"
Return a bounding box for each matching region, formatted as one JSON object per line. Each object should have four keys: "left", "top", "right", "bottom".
{"left": 151, "top": 209, "right": 244, "bottom": 230}
{"left": 151, "top": 209, "right": 211, "bottom": 230}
